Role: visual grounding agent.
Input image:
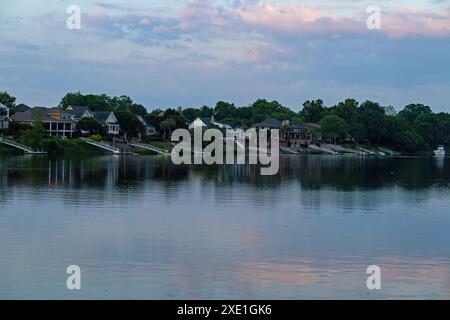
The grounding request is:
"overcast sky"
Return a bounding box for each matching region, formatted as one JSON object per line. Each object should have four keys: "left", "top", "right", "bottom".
{"left": 0, "top": 0, "right": 449, "bottom": 111}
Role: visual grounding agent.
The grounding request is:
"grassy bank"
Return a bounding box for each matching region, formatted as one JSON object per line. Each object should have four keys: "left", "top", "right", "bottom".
{"left": 43, "top": 138, "right": 107, "bottom": 155}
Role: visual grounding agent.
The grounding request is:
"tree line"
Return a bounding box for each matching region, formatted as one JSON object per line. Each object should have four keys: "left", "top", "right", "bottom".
{"left": 2, "top": 90, "right": 450, "bottom": 154}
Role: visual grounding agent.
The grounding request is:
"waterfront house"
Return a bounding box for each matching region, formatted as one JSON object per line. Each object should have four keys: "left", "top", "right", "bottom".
{"left": 137, "top": 116, "right": 156, "bottom": 136}
{"left": 280, "top": 121, "right": 322, "bottom": 146}
{"left": 252, "top": 118, "right": 321, "bottom": 146}
{"left": 92, "top": 111, "right": 120, "bottom": 135}
{"left": 65, "top": 106, "right": 120, "bottom": 135}
{"left": 12, "top": 107, "right": 76, "bottom": 138}
{"left": 188, "top": 116, "right": 232, "bottom": 130}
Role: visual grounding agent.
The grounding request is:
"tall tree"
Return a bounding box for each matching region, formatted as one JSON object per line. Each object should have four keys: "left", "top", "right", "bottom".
{"left": 0, "top": 91, "right": 16, "bottom": 109}
{"left": 300, "top": 99, "right": 326, "bottom": 123}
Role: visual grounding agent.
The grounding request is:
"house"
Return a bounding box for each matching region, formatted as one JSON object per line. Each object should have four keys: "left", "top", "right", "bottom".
{"left": 92, "top": 111, "right": 120, "bottom": 135}
{"left": 137, "top": 116, "right": 156, "bottom": 136}
{"left": 280, "top": 121, "right": 322, "bottom": 146}
{"left": 188, "top": 116, "right": 232, "bottom": 130}
{"left": 0, "top": 115, "right": 12, "bottom": 131}
{"left": 65, "top": 106, "right": 119, "bottom": 135}
{"left": 12, "top": 107, "right": 76, "bottom": 138}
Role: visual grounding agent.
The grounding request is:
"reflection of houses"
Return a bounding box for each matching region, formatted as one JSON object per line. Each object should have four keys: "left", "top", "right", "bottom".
{"left": 12, "top": 107, "right": 76, "bottom": 138}
{"left": 252, "top": 118, "right": 321, "bottom": 146}
{"left": 138, "top": 116, "right": 156, "bottom": 136}
{"left": 189, "top": 116, "right": 232, "bottom": 130}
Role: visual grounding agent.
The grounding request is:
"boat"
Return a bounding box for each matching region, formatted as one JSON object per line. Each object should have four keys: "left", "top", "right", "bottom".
{"left": 434, "top": 145, "right": 446, "bottom": 157}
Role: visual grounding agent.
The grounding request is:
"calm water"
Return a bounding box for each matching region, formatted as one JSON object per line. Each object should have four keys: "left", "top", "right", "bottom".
{"left": 1, "top": 155, "right": 450, "bottom": 299}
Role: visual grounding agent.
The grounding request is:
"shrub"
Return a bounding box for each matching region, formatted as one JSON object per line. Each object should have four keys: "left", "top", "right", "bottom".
{"left": 89, "top": 134, "right": 102, "bottom": 142}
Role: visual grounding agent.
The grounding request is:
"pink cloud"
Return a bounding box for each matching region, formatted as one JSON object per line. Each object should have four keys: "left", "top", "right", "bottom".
{"left": 177, "top": 1, "right": 450, "bottom": 38}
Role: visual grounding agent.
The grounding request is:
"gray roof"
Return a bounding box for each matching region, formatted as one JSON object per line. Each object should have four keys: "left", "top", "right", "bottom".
{"left": 93, "top": 111, "right": 118, "bottom": 125}
{"left": 200, "top": 117, "right": 212, "bottom": 127}
{"left": 0, "top": 102, "right": 7, "bottom": 109}
{"left": 303, "top": 123, "right": 321, "bottom": 130}
{"left": 11, "top": 107, "right": 75, "bottom": 123}
{"left": 252, "top": 118, "right": 282, "bottom": 128}
{"left": 14, "top": 103, "right": 31, "bottom": 112}
{"left": 66, "top": 106, "right": 91, "bottom": 118}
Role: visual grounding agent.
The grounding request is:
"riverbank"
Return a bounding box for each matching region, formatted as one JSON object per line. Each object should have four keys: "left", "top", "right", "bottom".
{"left": 0, "top": 137, "right": 175, "bottom": 156}
{"left": 0, "top": 138, "right": 106, "bottom": 156}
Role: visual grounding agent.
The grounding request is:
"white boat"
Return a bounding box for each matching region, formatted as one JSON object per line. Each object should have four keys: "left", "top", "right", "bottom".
{"left": 434, "top": 145, "right": 446, "bottom": 157}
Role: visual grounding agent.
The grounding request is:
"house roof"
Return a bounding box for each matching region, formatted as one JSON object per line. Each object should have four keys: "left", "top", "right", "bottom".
{"left": 11, "top": 107, "right": 75, "bottom": 123}
{"left": 93, "top": 111, "right": 111, "bottom": 123}
{"left": 93, "top": 111, "right": 118, "bottom": 125}
{"left": 303, "top": 123, "right": 321, "bottom": 130}
{"left": 138, "top": 116, "right": 155, "bottom": 129}
{"left": 200, "top": 117, "right": 212, "bottom": 126}
{"left": 0, "top": 102, "right": 8, "bottom": 110}
{"left": 14, "top": 103, "right": 31, "bottom": 112}
{"left": 66, "top": 106, "right": 91, "bottom": 118}
{"left": 252, "top": 118, "right": 282, "bottom": 128}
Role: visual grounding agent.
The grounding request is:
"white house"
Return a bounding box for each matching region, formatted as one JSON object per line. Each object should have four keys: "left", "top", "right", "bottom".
{"left": 188, "top": 116, "right": 232, "bottom": 130}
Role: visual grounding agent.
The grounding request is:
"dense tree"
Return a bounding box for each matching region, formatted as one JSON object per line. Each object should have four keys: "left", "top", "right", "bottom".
{"left": 114, "top": 110, "right": 144, "bottom": 137}
{"left": 320, "top": 115, "right": 348, "bottom": 143}
{"left": 160, "top": 118, "right": 176, "bottom": 139}
{"left": 301, "top": 99, "right": 326, "bottom": 123}
{"left": 356, "top": 101, "right": 388, "bottom": 146}
{"left": 398, "top": 104, "right": 432, "bottom": 123}
{"left": 59, "top": 92, "right": 112, "bottom": 111}
{"left": 214, "top": 101, "right": 237, "bottom": 121}
{"left": 330, "top": 99, "right": 358, "bottom": 123}
{"left": 20, "top": 121, "right": 45, "bottom": 149}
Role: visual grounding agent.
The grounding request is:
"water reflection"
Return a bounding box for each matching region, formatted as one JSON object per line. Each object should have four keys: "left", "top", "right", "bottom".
{"left": 1, "top": 155, "right": 450, "bottom": 299}
{"left": 1, "top": 155, "right": 449, "bottom": 192}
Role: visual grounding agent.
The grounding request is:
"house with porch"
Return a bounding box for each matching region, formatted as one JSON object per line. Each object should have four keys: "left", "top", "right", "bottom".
{"left": 92, "top": 111, "right": 120, "bottom": 135}
{"left": 280, "top": 121, "right": 322, "bottom": 146}
{"left": 65, "top": 106, "right": 120, "bottom": 135}
{"left": 12, "top": 107, "right": 77, "bottom": 138}
{"left": 251, "top": 118, "right": 321, "bottom": 146}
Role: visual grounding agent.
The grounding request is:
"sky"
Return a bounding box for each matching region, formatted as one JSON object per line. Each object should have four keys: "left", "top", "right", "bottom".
{"left": 0, "top": 0, "right": 449, "bottom": 112}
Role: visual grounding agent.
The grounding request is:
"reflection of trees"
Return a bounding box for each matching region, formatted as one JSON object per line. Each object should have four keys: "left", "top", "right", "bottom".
{"left": 0, "top": 155, "right": 449, "bottom": 202}
{"left": 188, "top": 156, "right": 450, "bottom": 191}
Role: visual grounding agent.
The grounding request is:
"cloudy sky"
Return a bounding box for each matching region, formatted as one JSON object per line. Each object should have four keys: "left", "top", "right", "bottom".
{"left": 0, "top": 0, "right": 449, "bottom": 111}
